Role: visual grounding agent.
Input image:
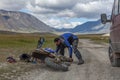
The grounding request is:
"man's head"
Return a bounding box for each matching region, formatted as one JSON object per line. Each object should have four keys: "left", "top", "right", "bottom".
{"left": 54, "top": 38, "right": 61, "bottom": 46}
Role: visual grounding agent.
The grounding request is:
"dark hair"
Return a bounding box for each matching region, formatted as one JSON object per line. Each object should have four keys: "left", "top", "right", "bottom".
{"left": 54, "top": 38, "right": 60, "bottom": 42}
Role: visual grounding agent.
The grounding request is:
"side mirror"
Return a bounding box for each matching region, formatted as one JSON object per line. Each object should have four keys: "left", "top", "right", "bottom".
{"left": 101, "top": 14, "right": 107, "bottom": 24}
{"left": 101, "top": 14, "right": 111, "bottom": 24}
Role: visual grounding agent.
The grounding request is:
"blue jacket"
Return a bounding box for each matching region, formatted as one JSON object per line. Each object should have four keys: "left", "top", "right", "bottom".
{"left": 56, "top": 33, "right": 78, "bottom": 57}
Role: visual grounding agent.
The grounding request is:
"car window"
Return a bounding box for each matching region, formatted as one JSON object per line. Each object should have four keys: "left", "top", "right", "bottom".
{"left": 113, "top": 0, "right": 119, "bottom": 15}
{"left": 119, "top": 0, "right": 120, "bottom": 13}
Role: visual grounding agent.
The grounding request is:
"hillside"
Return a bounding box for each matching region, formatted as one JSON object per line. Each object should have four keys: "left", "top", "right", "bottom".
{"left": 56, "top": 20, "right": 110, "bottom": 34}
{"left": 0, "top": 10, "right": 54, "bottom": 33}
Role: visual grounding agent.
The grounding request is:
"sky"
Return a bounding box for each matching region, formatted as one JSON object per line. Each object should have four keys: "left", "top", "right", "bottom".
{"left": 0, "top": 0, "right": 113, "bottom": 29}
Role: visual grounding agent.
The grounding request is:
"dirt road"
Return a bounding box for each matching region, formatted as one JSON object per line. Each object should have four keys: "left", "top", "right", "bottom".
{"left": 16, "top": 39, "right": 120, "bottom": 80}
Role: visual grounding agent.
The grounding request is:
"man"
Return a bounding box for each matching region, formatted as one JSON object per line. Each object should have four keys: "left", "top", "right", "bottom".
{"left": 54, "top": 33, "right": 84, "bottom": 65}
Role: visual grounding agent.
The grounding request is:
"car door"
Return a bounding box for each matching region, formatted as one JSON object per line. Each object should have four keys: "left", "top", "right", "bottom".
{"left": 111, "top": 0, "right": 120, "bottom": 52}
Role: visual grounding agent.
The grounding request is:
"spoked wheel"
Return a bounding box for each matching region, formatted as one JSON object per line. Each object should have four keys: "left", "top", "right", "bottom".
{"left": 62, "top": 62, "right": 71, "bottom": 66}
{"left": 109, "top": 46, "right": 120, "bottom": 67}
{"left": 45, "top": 57, "right": 69, "bottom": 71}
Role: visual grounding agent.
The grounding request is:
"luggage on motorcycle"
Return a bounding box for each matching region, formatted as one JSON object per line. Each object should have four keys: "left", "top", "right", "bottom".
{"left": 44, "top": 48, "right": 55, "bottom": 53}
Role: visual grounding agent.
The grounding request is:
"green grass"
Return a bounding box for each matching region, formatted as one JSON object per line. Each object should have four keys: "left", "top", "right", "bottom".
{"left": 78, "top": 34, "right": 109, "bottom": 43}
{"left": 0, "top": 34, "right": 108, "bottom": 49}
{"left": 0, "top": 34, "right": 56, "bottom": 48}
{"left": 0, "top": 33, "right": 57, "bottom": 79}
{"left": 0, "top": 34, "right": 109, "bottom": 65}
{"left": 0, "top": 33, "right": 109, "bottom": 79}
{"left": 0, "top": 33, "right": 57, "bottom": 62}
{"left": 0, "top": 33, "right": 109, "bottom": 62}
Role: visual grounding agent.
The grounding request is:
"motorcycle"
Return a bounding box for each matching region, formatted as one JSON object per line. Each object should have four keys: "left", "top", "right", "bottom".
{"left": 31, "top": 48, "right": 73, "bottom": 71}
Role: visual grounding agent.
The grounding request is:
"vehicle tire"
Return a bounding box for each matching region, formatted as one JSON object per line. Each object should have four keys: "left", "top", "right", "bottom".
{"left": 62, "top": 62, "right": 71, "bottom": 66}
{"left": 109, "top": 46, "right": 120, "bottom": 67}
{"left": 45, "top": 57, "right": 68, "bottom": 71}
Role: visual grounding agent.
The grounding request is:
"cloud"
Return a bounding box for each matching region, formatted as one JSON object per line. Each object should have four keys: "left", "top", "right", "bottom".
{"left": 27, "top": 0, "right": 113, "bottom": 28}
{"left": 56, "top": 9, "right": 76, "bottom": 17}
{"left": 0, "top": 0, "right": 113, "bottom": 18}
{"left": 0, "top": 0, "right": 28, "bottom": 11}
{"left": 73, "top": 1, "right": 113, "bottom": 18}
{"left": 34, "top": 0, "right": 78, "bottom": 10}
{"left": 27, "top": 0, "right": 113, "bottom": 18}
{"left": 0, "top": 0, "right": 114, "bottom": 28}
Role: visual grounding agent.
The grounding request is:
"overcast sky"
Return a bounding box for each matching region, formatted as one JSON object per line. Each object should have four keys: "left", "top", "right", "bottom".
{"left": 0, "top": 0, "right": 113, "bottom": 29}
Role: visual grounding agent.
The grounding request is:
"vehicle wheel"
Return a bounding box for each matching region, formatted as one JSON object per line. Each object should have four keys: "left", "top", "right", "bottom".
{"left": 45, "top": 57, "right": 68, "bottom": 71}
{"left": 62, "top": 62, "right": 71, "bottom": 66}
{"left": 109, "top": 46, "right": 120, "bottom": 67}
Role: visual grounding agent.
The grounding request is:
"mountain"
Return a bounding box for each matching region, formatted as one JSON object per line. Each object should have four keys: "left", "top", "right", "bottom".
{"left": 55, "top": 28, "right": 71, "bottom": 32}
{"left": 57, "top": 19, "right": 110, "bottom": 34}
{"left": 0, "top": 10, "right": 54, "bottom": 33}
{"left": 71, "top": 19, "right": 110, "bottom": 34}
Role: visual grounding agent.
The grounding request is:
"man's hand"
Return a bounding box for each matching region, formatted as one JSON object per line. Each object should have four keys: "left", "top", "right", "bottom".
{"left": 69, "top": 58, "right": 73, "bottom": 62}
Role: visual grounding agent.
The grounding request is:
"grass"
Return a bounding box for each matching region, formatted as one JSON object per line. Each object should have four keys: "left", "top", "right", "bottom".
{"left": 0, "top": 33, "right": 109, "bottom": 62}
{"left": 0, "top": 33, "right": 109, "bottom": 79}
{"left": 78, "top": 34, "right": 109, "bottom": 43}
{"left": 0, "top": 33, "right": 57, "bottom": 80}
{"left": 0, "top": 34, "right": 55, "bottom": 48}
{"left": 0, "top": 33, "right": 57, "bottom": 62}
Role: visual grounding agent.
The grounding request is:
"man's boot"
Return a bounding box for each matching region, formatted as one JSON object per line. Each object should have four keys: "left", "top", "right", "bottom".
{"left": 78, "top": 59, "right": 84, "bottom": 65}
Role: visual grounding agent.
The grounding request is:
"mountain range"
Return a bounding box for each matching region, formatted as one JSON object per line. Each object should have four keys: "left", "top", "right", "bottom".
{"left": 0, "top": 10, "right": 54, "bottom": 33}
{"left": 56, "top": 20, "right": 110, "bottom": 34}
{"left": 0, "top": 10, "right": 110, "bottom": 34}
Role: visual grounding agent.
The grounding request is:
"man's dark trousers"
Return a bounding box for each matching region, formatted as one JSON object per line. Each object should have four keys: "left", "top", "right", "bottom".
{"left": 59, "top": 39, "right": 83, "bottom": 60}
